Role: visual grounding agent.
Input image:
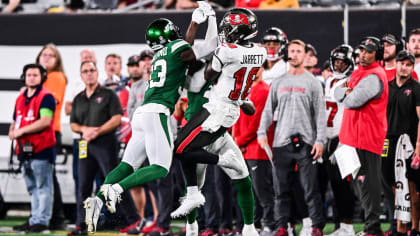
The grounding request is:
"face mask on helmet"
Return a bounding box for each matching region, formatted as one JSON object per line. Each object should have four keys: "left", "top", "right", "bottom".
{"left": 263, "top": 27, "right": 288, "bottom": 62}
{"left": 329, "top": 44, "right": 355, "bottom": 76}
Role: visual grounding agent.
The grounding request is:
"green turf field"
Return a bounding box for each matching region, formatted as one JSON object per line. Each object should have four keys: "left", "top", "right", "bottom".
{"left": 0, "top": 216, "right": 391, "bottom": 236}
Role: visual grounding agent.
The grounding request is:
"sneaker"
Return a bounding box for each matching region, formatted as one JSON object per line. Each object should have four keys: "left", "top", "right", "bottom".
{"left": 50, "top": 221, "right": 67, "bottom": 230}
{"left": 84, "top": 197, "right": 103, "bottom": 233}
{"left": 276, "top": 228, "right": 288, "bottom": 236}
{"left": 149, "top": 227, "right": 171, "bottom": 236}
{"left": 142, "top": 220, "right": 157, "bottom": 233}
{"left": 217, "top": 149, "right": 244, "bottom": 174}
{"left": 27, "top": 224, "right": 50, "bottom": 233}
{"left": 326, "top": 224, "right": 355, "bottom": 236}
{"left": 200, "top": 229, "right": 217, "bottom": 236}
{"left": 312, "top": 228, "right": 323, "bottom": 236}
{"left": 127, "top": 218, "right": 146, "bottom": 235}
{"left": 67, "top": 226, "right": 87, "bottom": 236}
{"left": 120, "top": 220, "right": 142, "bottom": 234}
{"left": 100, "top": 184, "right": 122, "bottom": 213}
{"left": 260, "top": 227, "right": 273, "bottom": 236}
{"left": 13, "top": 221, "right": 30, "bottom": 231}
{"left": 171, "top": 191, "right": 205, "bottom": 218}
{"left": 186, "top": 221, "right": 199, "bottom": 236}
{"left": 287, "top": 224, "right": 296, "bottom": 236}
{"left": 300, "top": 226, "right": 312, "bottom": 236}
{"left": 233, "top": 228, "right": 242, "bottom": 236}
{"left": 242, "top": 224, "right": 259, "bottom": 236}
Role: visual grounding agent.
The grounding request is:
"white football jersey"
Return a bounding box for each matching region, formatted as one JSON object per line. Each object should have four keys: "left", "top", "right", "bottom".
{"left": 262, "top": 60, "right": 288, "bottom": 85}
{"left": 324, "top": 74, "right": 348, "bottom": 139}
{"left": 208, "top": 42, "right": 267, "bottom": 104}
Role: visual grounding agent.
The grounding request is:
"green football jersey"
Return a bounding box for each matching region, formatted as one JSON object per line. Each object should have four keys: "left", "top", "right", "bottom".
{"left": 184, "top": 81, "right": 214, "bottom": 121}
{"left": 143, "top": 39, "right": 191, "bottom": 113}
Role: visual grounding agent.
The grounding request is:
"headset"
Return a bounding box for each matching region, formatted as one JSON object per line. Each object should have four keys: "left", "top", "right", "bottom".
{"left": 359, "top": 36, "right": 384, "bottom": 61}
{"left": 20, "top": 64, "right": 47, "bottom": 84}
{"left": 381, "top": 33, "right": 404, "bottom": 54}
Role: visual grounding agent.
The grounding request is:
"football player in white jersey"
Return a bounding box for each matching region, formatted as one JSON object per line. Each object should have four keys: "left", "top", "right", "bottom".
{"left": 324, "top": 44, "right": 357, "bottom": 236}
{"left": 259, "top": 27, "right": 289, "bottom": 85}
{"left": 171, "top": 8, "right": 266, "bottom": 236}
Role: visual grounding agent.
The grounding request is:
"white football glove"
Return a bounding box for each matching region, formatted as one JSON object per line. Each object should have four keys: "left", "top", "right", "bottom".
{"left": 197, "top": 1, "right": 215, "bottom": 16}
{"left": 192, "top": 8, "right": 207, "bottom": 24}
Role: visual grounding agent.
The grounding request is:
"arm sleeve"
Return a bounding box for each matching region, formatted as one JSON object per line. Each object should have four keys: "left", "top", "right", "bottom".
{"left": 312, "top": 81, "right": 327, "bottom": 146}
{"left": 127, "top": 88, "right": 136, "bottom": 120}
{"left": 237, "top": 87, "right": 269, "bottom": 147}
{"left": 108, "top": 91, "right": 124, "bottom": 116}
{"left": 40, "top": 94, "right": 56, "bottom": 113}
{"left": 192, "top": 15, "right": 218, "bottom": 59}
{"left": 342, "top": 74, "right": 383, "bottom": 109}
{"left": 257, "top": 84, "right": 277, "bottom": 138}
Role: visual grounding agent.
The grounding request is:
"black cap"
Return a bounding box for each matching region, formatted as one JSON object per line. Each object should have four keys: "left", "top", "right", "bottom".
{"left": 127, "top": 55, "right": 141, "bottom": 66}
{"left": 381, "top": 34, "right": 399, "bottom": 45}
{"left": 359, "top": 38, "right": 378, "bottom": 53}
{"left": 140, "top": 50, "right": 154, "bottom": 61}
{"left": 396, "top": 50, "right": 415, "bottom": 64}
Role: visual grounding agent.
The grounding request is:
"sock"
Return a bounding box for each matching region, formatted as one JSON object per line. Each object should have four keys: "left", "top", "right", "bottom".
{"left": 187, "top": 186, "right": 199, "bottom": 194}
{"left": 233, "top": 176, "right": 254, "bottom": 225}
{"left": 186, "top": 209, "right": 197, "bottom": 224}
{"left": 96, "top": 162, "right": 134, "bottom": 201}
{"left": 95, "top": 196, "right": 104, "bottom": 208}
{"left": 118, "top": 164, "right": 168, "bottom": 191}
{"left": 181, "top": 160, "right": 198, "bottom": 186}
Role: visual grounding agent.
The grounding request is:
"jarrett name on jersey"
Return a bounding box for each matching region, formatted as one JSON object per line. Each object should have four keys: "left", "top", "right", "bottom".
{"left": 210, "top": 43, "right": 267, "bottom": 104}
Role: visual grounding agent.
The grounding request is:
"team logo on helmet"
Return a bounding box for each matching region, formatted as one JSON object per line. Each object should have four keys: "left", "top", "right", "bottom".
{"left": 229, "top": 14, "right": 250, "bottom": 26}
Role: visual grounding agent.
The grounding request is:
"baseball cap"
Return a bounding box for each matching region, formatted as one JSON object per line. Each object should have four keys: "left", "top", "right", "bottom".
{"left": 396, "top": 50, "right": 415, "bottom": 64}
{"left": 381, "top": 34, "right": 399, "bottom": 45}
{"left": 358, "top": 38, "right": 379, "bottom": 53}
{"left": 127, "top": 55, "right": 141, "bottom": 66}
{"left": 140, "top": 50, "right": 154, "bottom": 61}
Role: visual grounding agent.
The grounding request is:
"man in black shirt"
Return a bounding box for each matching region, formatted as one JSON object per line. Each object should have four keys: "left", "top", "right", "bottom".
{"left": 68, "top": 61, "right": 139, "bottom": 235}
{"left": 385, "top": 50, "right": 420, "bottom": 236}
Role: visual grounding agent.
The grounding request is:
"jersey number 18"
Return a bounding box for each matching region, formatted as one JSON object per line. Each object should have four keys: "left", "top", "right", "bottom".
{"left": 229, "top": 67, "right": 259, "bottom": 100}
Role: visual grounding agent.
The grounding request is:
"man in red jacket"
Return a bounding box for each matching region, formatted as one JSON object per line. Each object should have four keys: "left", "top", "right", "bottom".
{"left": 334, "top": 36, "right": 389, "bottom": 236}
{"left": 233, "top": 73, "right": 275, "bottom": 235}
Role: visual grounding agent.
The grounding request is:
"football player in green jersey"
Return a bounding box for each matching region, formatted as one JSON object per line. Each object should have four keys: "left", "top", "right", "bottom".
{"left": 81, "top": 3, "right": 218, "bottom": 234}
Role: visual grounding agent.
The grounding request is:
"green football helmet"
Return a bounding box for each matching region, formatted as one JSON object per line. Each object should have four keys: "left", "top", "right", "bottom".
{"left": 145, "top": 18, "right": 182, "bottom": 52}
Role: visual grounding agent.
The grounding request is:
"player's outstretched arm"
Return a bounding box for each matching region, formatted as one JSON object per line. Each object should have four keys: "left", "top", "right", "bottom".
{"left": 204, "top": 56, "right": 221, "bottom": 82}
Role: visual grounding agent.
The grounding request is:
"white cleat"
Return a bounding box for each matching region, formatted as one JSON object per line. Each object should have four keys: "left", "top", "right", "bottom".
{"left": 100, "top": 184, "right": 121, "bottom": 213}
{"left": 217, "top": 149, "right": 244, "bottom": 174}
{"left": 170, "top": 191, "right": 205, "bottom": 218}
{"left": 242, "top": 224, "right": 259, "bottom": 236}
{"left": 84, "top": 197, "right": 103, "bottom": 233}
{"left": 299, "top": 218, "right": 312, "bottom": 236}
{"left": 325, "top": 223, "right": 355, "bottom": 236}
{"left": 186, "top": 220, "right": 199, "bottom": 236}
